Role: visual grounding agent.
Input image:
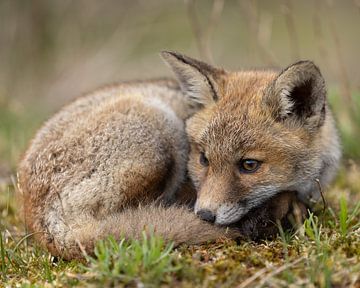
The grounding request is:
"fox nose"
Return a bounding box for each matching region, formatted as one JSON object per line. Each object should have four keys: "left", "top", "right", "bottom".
{"left": 196, "top": 209, "right": 216, "bottom": 223}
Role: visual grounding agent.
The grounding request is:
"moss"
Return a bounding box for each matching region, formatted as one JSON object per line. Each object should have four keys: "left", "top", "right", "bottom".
{"left": 0, "top": 101, "right": 359, "bottom": 287}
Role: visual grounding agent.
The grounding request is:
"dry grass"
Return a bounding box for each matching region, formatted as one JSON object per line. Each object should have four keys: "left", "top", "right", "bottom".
{"left": 0, "top": 90, "right": 359, "bottom": 288}
{"left": 0, "top": 1, "right": 359, "bottom": 287}
{"left": 0, "top": 162, "right": 359, "bottom": 287}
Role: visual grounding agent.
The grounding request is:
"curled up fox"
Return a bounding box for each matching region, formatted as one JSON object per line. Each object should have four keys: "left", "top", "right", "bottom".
{"left": 18, "top": 51, "right": 341, "bottom": 260}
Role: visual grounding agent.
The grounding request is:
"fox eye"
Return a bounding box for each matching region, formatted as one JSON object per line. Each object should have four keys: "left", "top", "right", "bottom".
{"left": 199, "top": 152, "right": 209, "bottom": 167}
{"left": 238, "top": 159, "right": 261, "bottom": 173}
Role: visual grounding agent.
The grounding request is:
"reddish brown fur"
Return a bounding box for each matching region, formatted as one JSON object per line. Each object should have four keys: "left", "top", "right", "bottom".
{"left": 18, "top": 52, "right": 340, "bottom": 259}
{"left": 179, "top": 58, "right": 340, "bottom": 225}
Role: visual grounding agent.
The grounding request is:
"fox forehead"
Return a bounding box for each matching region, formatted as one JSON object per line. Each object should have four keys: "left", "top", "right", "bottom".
{"left": 186, "top": 70, "right": 310, "bottom": 158}
{"left": 188, "top": 71, "right": 278, "bottom": 138}
{"left": 203, "top": 114, "right": 278, "bottom": 148}
{"left": 219, "top": 70, "right": 278, "bottom": 104}
{"left": 193, "top": 113, "right": 300, "bottom": 160}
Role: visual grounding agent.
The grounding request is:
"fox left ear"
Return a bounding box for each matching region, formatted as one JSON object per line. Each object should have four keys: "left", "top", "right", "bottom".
{"left": 161, "top": 51, "right": 224, "bottom": 106}
{"left": 267, "top": 61, "right": 326, "bottom": 129}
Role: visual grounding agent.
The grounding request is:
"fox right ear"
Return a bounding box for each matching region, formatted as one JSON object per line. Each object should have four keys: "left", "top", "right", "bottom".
{"left": 161, "top": 51, "right": 224, "bottom": 106}
{"left": 267, "top": 60, "right": 327, "bottom": 130}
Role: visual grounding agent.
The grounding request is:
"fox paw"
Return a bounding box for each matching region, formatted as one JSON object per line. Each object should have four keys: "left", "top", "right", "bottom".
{"left": 235, "top": 191, "right": 308, "bottom": 240}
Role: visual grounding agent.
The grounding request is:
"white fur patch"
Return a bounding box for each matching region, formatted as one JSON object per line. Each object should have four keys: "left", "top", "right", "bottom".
{"left": 215, "top": 203, "right": 249, "bottom": 225}
{"left": 244, "top": 186, "right": 280, "bottom": 209}
{"left": 279, "top": 86, "right": 294, "bottom": 117}
{"left": 204, "top": 186, "right": 282, "bottom": 225}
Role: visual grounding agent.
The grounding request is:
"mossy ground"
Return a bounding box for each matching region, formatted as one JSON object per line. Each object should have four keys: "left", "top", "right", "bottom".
{"left": 0, "top": 94, "right": 359, "bottom": 288}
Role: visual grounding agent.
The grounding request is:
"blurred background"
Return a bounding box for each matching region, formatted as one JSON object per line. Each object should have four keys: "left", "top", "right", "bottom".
{"left": 0, "top": 0, "right": 359, "bottom": 177}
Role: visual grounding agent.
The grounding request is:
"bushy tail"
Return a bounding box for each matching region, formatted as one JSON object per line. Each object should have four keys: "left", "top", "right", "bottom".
{"left": 44, "top": 204, "right": 239, "bottom": 260}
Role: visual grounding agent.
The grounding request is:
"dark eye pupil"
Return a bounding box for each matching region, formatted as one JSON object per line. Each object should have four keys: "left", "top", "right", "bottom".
{"left": 244, "top": 161, "right": 256, "bottom": 169}
{"left": 199, "top": 152, "right": 209, "bottom": 166}
{"left": 239, "top": 159, "right": 260, "bottom": 173}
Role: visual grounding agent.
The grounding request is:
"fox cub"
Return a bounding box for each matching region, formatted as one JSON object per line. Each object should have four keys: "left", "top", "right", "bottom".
{"left": 18, "top": 52, "right": 341, "bottom": 260}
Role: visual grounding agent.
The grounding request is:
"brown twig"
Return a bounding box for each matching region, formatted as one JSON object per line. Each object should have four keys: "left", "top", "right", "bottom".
{"left": 312, "top": 1, "right": 330, "bottom": 68}
{"left": 315, "top": 178, "right": 327, "bottom": 213}
{"left": 185, "top": 0, "right": 204, "bottom": 58}
{"left": 238, "top": 256, "right": 306, "bottom": 288}
{"left": 236, "top": 267, "right": 268, "bottom": 288}
{"left": 238, "top": 0, "right": 279, "bottom": 66}
{"left": 326, "top": 0, "right": 353, "bottom": 106}
{"left": 185, "top": 0, "right": 225, "bottom": 63}
{"left": 354, "top": 0, "right": 360, "bottom": 14}
{"left": 282, "top": 0, "right": 300, "bottom": 60}
{"left": 258, "top": 256, "right": 306, "bottom": 286}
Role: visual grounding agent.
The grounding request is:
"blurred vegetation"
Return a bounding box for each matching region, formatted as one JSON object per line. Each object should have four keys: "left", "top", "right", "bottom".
{"left": 0, "top": 0, "right": 359, "bottom": 168}
{"left": 0, "top": 0, "right": 359, "bottom": 287}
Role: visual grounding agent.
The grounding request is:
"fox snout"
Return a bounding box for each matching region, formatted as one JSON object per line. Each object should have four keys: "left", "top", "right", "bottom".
{"left": 195, "top": 201, "right": 249, "bottom": 225}
{"left": 196, "top": 209, "right": 216, "bottom": 223}
{"left": 193, "top": 173, "right": 251, "bottom": 225}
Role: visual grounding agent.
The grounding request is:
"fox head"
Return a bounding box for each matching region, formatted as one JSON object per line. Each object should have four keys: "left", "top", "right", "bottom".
{"left": 162, "top": 51, "right": 340, "bottom": 225}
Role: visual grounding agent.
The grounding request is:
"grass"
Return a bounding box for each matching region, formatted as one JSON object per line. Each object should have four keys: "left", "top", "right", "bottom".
{"left": 328, "top": 89, "right": 360, "bottom": 160}
{"left": 83, "top": 233, "right": 177, "bottom": 286}
{"left": 3, "top": 196, "right": 359, "bottom": 287}
{"left": 0, "top": 94, "right": 360, "bottom": 287}
{"left": 0, "top": 100, "right": 48, "bottom": 172}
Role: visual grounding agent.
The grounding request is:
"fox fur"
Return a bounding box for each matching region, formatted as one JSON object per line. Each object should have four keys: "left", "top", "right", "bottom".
{"left": 18, "top": 52, "right": 340, "bottom": 260}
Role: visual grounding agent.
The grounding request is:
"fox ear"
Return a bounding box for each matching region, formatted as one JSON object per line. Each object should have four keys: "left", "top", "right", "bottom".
{"left": 161, "top": 51, "right": 224, "bottom": 106}
{"left": 267, "top": 61, "right": 327, "bottom": 129}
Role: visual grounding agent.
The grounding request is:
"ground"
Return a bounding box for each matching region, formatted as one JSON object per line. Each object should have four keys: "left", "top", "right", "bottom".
{"left": 0, "top": 92, "right": 359, "bottom": 288}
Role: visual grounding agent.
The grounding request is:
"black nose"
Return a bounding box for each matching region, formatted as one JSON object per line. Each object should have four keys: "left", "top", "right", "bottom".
{"left": 196, "top": 209, "right": 216, "bottom": 223}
